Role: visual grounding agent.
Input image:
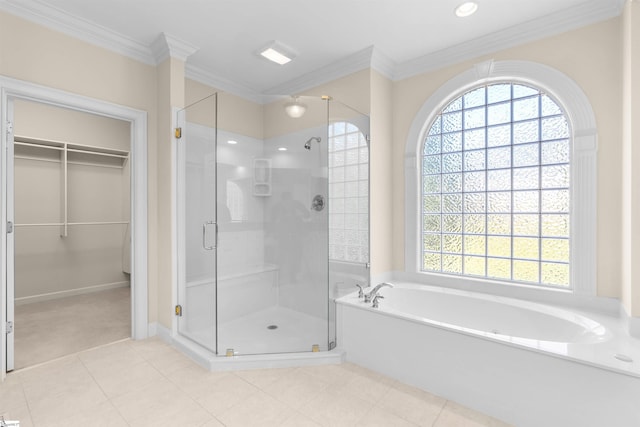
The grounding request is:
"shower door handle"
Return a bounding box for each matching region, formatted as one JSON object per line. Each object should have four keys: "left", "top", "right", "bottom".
{"left": 203, "top": 221, "right": 217, "bottom": 250}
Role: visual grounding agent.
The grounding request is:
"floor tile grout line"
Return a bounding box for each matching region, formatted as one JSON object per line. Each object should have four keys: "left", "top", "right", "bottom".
{"left": 19, "top": 382, "right": 35, "bottom": 427}
{"left": 430, "top": 399, "right": 449, "bottom": 427}
{"left": 74, "top": 352, "right": 133, "bottom": 427}
{"left": 160, "top": 367, "right": 229, "bottom": 426}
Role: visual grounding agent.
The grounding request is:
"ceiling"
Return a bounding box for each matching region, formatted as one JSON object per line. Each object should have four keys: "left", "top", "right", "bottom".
{"left": 0, "top": 0, "right": 625, "bottom": 100}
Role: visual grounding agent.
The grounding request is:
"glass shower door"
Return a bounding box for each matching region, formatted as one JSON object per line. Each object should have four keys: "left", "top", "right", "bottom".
{"left": 176, "top": 94, "right": 218, "bottom": 353}
{"left": 216, "top": 95, "right": 330, "bottom": 355}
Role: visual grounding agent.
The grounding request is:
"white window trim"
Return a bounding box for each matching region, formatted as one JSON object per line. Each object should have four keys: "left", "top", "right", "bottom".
{"left": 404, "top": 60, "right": 597, "bottom": 296}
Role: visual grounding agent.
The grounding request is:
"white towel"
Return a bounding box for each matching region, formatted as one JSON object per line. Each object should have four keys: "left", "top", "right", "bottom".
{"left": 122, "top": 222, "right": 131, "bottom": 274}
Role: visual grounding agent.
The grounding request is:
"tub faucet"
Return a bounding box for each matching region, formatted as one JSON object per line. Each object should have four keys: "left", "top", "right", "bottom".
{"left": 364, "top": 282, "right": 394, "bottom": 303}
{"left": 355, "top": 283, "right": 370, "bottom": 299}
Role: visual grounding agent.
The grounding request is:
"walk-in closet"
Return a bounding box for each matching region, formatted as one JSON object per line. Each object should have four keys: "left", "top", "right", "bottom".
{"left": 11, "top": 99, "right": 131, "bottom": 369}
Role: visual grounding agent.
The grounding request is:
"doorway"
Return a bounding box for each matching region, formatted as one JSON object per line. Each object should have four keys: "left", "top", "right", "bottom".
{"left": 11, "top": 99, "right": 132, "bottom": 369}
{"left": 1, "top": 76, "right": 148, "bottom": 379}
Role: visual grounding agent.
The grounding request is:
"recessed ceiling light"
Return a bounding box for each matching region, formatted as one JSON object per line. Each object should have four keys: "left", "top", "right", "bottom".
{"left": 257, "top": 41, "right": 296, "bottom": 65}
{"left": 455, "top": 1, "right": 478, "bottom": 17}
{"left": 227, "top": 140, "right": 238, "bottom": 144}
{"left": 278, "top": 147, "right": 287, "bottom": 151}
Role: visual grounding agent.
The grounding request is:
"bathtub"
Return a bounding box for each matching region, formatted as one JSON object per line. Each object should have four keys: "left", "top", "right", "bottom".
{"left": 336, "top": 282, "right": 640, "bottom": 427}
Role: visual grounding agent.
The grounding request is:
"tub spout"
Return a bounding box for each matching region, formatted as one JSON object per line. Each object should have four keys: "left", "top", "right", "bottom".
{"left": 364, "top": 282, "right": 394, "bottom": 303}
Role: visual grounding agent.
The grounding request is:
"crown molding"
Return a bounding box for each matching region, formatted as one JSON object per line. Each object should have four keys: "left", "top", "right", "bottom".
{"left": 263, "top": 46, "right": 377, "bottom": 96}
{"left": 185, "top": 64, "right": 265, "bottom": 104}
{"left": 151, "top": 33, "right": 199, "bottom": 64}
{"left": 0, "top": 0, "right": 156, "bottom": 65}
{"left": 370, "top": 47, "right": 396, "bottom": 80}
{"left": 0, "top": 0, "right": 625, "bottom": 100}
{"left": 394, "top": 0, "right": 625, "bottom": 81}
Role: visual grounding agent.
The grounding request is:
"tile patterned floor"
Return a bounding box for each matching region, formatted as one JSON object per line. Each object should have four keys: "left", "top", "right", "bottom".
{"left": 0, "top": 337, "right": 512, "bottom": 427}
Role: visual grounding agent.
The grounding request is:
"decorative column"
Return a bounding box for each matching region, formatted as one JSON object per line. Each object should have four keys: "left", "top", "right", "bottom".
{"left": 152, "top": 33, "right": 198, "bottom": 329}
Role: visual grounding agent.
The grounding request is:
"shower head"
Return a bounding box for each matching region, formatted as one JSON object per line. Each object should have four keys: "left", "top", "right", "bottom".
{"left": 304, "top": 136, "right": 321, "bottom": 150}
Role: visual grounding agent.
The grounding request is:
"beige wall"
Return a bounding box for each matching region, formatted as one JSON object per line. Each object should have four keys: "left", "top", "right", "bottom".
{"left": 1, "top": 11, "right": 160, "bottom": 322}
{"left": 2, "top": 5, "right": 637, "bottom": 326}
{"left": 392, "top": 17, "right": 624, "bottom": 300}
{"left": 370, "top": 70, "right": 394, "bottom": 277}
{"left": 185, "top": 79, "right": 265, "bottom": 141}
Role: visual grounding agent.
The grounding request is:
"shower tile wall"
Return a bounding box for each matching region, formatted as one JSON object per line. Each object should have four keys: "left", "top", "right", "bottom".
{"left": 217, "top": 132, "right": 274, "bottom": 322}
{"left": 264, "top": 126, "right": 328, "bottom": 321}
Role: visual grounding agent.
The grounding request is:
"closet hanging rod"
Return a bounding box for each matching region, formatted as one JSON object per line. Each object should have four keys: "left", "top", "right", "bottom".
{"left": 68, "top": 161, "right": 125, "bottom": 169}
{"left": 66, "top": 148, "right": 129, "bottom": 159}
{"left": 14, "top": 221, "right": 129, "bottom": 227}
{"left": 67, "top": 221, "right": 129, "bottom": 226}
{"left": 13, "top": 223, "right": 65, "bottom": 227}
{"left": 14, "top": 155, "right": 62, "bottom": 164}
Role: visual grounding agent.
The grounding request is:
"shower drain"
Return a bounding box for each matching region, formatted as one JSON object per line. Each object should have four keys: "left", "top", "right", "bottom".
{"left": 267, "top": 325, "right": 278, "bottom": 330}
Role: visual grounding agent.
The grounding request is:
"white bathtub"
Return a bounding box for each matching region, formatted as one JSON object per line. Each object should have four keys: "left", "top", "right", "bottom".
{"left": 336, "top": 282, "right": 640, "bottom": 427}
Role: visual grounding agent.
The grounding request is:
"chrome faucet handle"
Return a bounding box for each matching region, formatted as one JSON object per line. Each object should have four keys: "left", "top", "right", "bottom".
{"left": 372, "top": 295, "right": 384, "bottom": 308}
{"left": 355, "top": 283, "right": 369, "bottom": 299}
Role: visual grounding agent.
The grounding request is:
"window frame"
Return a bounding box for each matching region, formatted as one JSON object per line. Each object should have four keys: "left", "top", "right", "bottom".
{"left": 404, "top": 60, "right": 597, "bottom": 296}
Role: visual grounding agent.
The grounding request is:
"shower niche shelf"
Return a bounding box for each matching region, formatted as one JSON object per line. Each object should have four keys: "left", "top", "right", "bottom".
{"left": 253, "top": 158, "right": 271, "bottom": 196}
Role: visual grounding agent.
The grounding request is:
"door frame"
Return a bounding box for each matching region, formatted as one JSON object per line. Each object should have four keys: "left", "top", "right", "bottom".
{"left": 0, "top": 76, "right": 148, "bottom": 379}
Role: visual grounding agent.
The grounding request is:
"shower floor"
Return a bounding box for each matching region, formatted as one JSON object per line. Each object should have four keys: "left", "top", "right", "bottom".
{"left": 184, "top": 305, "right": 328, "bottom": 356}
{"left": 219, "top": 305, "right": 328, "bottom": 355}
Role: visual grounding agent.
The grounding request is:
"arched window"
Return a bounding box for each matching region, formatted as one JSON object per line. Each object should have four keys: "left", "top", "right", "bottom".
{"left": 421, "top": 83, "right": 570, "bottom": 287}
{"left": 405, "top": 60, "right": 597, "bottom": 295}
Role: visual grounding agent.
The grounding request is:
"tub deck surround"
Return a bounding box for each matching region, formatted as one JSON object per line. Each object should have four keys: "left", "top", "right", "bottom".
{"left": 338, "top": 282, "right": 640, "bottom": 377}
{"left": 337, "top": 282, "right": 640, "bottom": 427}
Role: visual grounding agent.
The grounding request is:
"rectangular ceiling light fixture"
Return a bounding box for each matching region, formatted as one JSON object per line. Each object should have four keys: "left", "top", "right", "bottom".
{"left": 257, "top": 41, "right": 296, "bottom": 65}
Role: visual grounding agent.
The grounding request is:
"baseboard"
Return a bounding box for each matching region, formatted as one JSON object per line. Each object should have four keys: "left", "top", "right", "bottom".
{"left": 155, "top": 322, "right": 173, "bottom": 343}
{"left": 15, "top": 281, "right": 130, "bottom": 305}
{"left": 621, "top": 307, "right": 640, "bottom": 339}
{"left": 147, "top": 322, "right": 158, "bottom": 338}
{"left": 629, "top": 317, "right": 640, "bottom": 339}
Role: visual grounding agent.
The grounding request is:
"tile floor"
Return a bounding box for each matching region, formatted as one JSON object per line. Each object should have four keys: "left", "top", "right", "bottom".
{"left": 1, "top": 337, "right": 512, "bottom": 427}
{"left": 13, "top": 287, "right": 131, "bottom": 369}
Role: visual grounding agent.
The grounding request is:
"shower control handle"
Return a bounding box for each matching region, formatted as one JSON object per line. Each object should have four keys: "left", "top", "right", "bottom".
{"left": 311, "top": 194, "right": 325, "bottom": 212}
{"left": 355, "top": 283, "right": 370, "bottom": 299}
{"left": 202, "top": 221, "right": 217, "bottom": 250}
{"left": 372, "top": 295, "right": 384, "bottom": 309}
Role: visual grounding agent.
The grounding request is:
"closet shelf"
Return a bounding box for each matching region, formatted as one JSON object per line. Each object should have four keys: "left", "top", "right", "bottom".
{"left": 14, "top": 135, "right": 130, "bottom": 237}
{"left": 14, "top": 135, "right": 129, "bottom": 158}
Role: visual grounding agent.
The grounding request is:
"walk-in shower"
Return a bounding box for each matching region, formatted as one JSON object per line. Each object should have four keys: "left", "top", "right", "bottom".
{"left": 175, "top": 94, "right": 370, "bottom": 364}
